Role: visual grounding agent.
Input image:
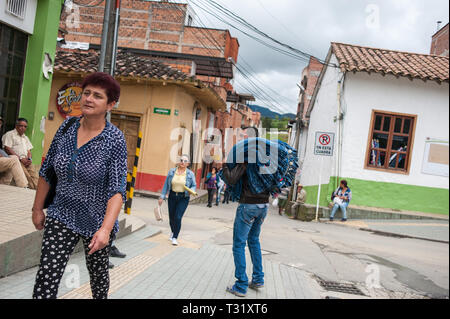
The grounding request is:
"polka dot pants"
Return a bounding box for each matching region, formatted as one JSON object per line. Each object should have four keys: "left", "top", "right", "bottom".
{"left": 32, "top": 217, "right": 114, "bottom": 299}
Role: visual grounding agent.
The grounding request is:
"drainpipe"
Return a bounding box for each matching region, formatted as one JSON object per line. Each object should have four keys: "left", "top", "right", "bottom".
{"left": 110, "top": 0, "right": 121, "bottom": 76}
{"left": 336, "top": 72, "right": 345, "bottom": 189}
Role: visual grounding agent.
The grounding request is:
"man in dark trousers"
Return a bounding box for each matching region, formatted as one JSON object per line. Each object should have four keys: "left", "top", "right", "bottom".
{"left": 222, "top": 162, "right": 270, "bottom": 297}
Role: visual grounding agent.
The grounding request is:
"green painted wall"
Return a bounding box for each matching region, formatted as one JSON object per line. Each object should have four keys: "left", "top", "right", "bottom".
{"left": 303, "top": 184, "right": 330, "bottom": 207}
{"left": 304, "top": 176, "right": 449, "bottom": 215}
{"left": 19, "top": 0, "right": 65, "bottom": 164}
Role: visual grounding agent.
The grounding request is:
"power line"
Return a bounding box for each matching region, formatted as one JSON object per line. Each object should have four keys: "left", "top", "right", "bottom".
{"left": 191, "top": 0, "right": 337, "bottom": 68}
{"left": 149, "top": 1, "right": 295, "bottom": 114}
{"left": 189, "top": 0, "right": 311, "bottom": 63}
{"left": 237, "top": 57, "right": 295, "bottom": 106}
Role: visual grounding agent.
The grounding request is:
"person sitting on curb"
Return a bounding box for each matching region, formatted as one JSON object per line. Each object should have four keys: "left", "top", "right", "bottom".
{"left": 2, "top": 118, "right": 39, "bottom": 189}
{"left": 329, "top": 180, "right": 352, "bottom": 222}
{"left": 290, "top": 184, "right": 307, "bottom": 219}
{"left": 0, "top": 116, "right": 28, "bottom": 188}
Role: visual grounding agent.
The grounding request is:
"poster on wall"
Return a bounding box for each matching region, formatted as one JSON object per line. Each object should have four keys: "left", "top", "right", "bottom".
{"left": 421, "top": 139, "right": 449, "bottom": 177}
{"left": 56, "top": 82, "right": 83, "bottom": 118}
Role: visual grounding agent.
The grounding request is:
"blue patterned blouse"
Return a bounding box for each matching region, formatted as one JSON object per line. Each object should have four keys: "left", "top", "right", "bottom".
{"left": 40, "top": 117, "right": 128, "bottom": 238}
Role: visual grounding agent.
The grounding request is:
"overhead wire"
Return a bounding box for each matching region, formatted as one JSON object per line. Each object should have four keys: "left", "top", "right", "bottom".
{"left": 147, "top": 0, "right": 296, "bottom": 114}
{"left": 191, "top": 0, "right": 337, "bottom": 68}
{"left": 186, "top": 0, "right": 298, "bottom": 113}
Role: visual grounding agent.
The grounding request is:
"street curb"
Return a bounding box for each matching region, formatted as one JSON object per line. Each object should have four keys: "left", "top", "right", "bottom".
{"left": 359, "top": 228, "right": 449, "bottom": 245}
{"left": 317, "top": 218, "right": 449, "bottom": 244}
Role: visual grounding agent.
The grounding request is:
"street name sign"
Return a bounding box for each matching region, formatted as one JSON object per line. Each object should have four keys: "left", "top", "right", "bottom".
{"left": 154, "top": 108, "right": 171, "bottom": 115}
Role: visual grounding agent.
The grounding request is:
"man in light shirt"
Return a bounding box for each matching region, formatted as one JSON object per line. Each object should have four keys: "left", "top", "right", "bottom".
{"left": 0, "top": 116, "right": 28, "bottom": 188}
{"left": 2, "top": 118, "right": 38, "bottom": 189}
{"left": 290, "top": 184, "right": 307, "bottom": 219}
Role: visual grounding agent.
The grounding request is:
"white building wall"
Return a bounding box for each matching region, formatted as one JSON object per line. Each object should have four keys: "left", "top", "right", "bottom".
{"left": 0, "top": 0, "right": 37, "bottom": 34}
{"left": 341, "top": 72, "right": 449, "bottom": 189}
{"left": 299, "top": 55, "right": 344, "bottom": 187}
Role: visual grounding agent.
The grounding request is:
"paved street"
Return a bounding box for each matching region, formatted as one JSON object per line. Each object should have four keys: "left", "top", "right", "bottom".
{"left": 0, "top": 194, "right": 448, "bottom": 299}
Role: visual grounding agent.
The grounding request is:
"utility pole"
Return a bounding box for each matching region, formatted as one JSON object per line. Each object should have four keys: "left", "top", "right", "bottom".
{"left": 290, "top": 93, "right": 305, "bottom": 202}
{"left": 98, "top": 0, "right": 121, "bottom": 121}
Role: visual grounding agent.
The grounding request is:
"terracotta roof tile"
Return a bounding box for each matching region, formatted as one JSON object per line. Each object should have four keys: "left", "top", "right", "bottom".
{"left": 54, "top": 48, "right": 196, "bottom": 82}
{"left": 331, "top": 42, "right": 449, "bottom": 83}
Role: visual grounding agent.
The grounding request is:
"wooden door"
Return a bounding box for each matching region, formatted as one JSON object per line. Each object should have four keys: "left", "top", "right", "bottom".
{"left": 111, "top": 113, "right": 141, "bottom": 173}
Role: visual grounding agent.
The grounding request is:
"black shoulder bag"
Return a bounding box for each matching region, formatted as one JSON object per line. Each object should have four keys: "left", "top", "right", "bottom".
{"left": 44, "top": 117, "right": 77, "bottom": 209}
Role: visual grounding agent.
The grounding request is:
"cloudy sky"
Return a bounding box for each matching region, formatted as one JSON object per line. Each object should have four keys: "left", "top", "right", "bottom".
{"left": 181, "top": 0, "right": 449, "bottom": 114}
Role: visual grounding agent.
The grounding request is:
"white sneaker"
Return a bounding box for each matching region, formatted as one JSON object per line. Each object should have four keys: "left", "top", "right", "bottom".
{"left": 169, "top": 233, "right": 173, "bottom": 241}
{"left": 171, "top": 238, "right": 178, "bottom": 246}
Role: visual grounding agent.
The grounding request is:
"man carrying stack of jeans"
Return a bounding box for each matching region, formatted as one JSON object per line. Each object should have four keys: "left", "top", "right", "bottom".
{"left": 222, "top": 162, "right": 269, "bottom": 297}
{"left": 220, "top": 137, "right": 298, "bottom": 297}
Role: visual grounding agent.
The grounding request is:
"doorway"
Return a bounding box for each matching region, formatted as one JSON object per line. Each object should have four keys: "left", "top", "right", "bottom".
{"left": 111, "top": 113, "right": 141, "bottom": 172}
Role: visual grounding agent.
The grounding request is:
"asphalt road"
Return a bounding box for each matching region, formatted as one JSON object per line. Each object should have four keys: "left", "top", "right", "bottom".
{"left": 131, "top": 195, "right": 449, "bottom": 299}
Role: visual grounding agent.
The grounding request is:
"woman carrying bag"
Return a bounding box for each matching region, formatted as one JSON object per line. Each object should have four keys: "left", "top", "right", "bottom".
{"left": 158, "top": 155, "right": 196, "bottom": 246}
{"left": 31, "top": 72, "right": 127, "bottom": 299}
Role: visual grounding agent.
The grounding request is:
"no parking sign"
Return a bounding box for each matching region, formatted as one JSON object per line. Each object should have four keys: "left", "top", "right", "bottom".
{"left": 314, "top": 132, "right": 335, "bottom": 156}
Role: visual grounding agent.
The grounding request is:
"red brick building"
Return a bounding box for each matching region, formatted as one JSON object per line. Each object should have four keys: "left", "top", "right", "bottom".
{"left": 59, "top": 0, "right": 261, "bottom": 188}
{"left": 430, "top": 22, "right": 449, "bottom": 57}
{"left": 297, "top": 57, "right": 324, "bottom": 121}
{"left": 288, "top": 56, "right": 324, "bottom": 150}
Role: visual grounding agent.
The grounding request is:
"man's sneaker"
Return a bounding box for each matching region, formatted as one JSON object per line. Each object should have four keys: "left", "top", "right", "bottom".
{"left": 329, "top": 217, "right": 334, "bottom": 221}
{"left": 110, "top": 245, "right": 126, "bottom": 258}
{"left": 172, "top": 238, "right": 179, "bottom": 246}
{"left": 249, "top": 282, "right": 264, "bottom": 289}
{"left": 341, "top": 218, "right": 347, "bottom": 222}
{"left": 226, "top": 286, "right": 246, "bottom": 297}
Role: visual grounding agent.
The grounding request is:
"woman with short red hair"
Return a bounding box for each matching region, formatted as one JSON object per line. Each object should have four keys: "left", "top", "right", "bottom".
{"left": 31, "top": 72, "right": 127, "bottom": 299}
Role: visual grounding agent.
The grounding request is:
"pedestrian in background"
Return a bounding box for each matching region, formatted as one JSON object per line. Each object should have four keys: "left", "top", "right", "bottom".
{"left": 329, "top": 180, "right": 352, "bottom": 222}
{"left": 2, "top": 118, "right": 39, "bottom": 189}
{"left": 290, "top": 184, "right": 307, "bottom": 219}
{"left": 205, "top": 167, "right": 219, "bottom": 208}
{"left": 215, "top": 168, "right": 225, "bottom": 206}
{"left": 277, "top": 187, "right": 289, "bottom": 215}
{"left": 31, "top": 72, "right": 127, "bottom": 299}
{"left": 159, "top": 154, "right": 196, "bottom": 246}
{"left": 222, "top": 184, "right": 231, "bottom": 204}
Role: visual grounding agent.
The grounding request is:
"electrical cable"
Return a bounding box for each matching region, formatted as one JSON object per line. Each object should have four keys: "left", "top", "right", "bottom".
{"left": 191, "top": 0, "right": 337, "bottom": 68}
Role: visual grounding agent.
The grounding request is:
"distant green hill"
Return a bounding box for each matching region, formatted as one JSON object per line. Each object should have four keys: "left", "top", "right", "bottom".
{"left": 248, "top": 104, "right": 296, "bottom": 119}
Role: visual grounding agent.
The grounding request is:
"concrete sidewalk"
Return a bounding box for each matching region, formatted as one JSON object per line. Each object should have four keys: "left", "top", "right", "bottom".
{"left": 0, "top": 185, "right": 145, "bottom": 278}
{"left": 0, "top": 224, "right": 323, "bottom": 299}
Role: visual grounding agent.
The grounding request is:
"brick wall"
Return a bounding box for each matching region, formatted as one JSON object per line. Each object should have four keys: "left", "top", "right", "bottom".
{"left": 430, "top": 23, "right": 449, "bottom": 57}
{"left": 298, "top": 56, "right": 324, "bottom": 119}
{"left": 61, "top": 0, "right": 239, "bottom": 60}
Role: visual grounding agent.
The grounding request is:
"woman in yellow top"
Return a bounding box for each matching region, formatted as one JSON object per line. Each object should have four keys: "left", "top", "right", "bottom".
{"left": 159, "top": 155, "right": 196, "bottom": 245}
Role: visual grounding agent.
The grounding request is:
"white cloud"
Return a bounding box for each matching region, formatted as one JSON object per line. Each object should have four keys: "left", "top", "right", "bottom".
{"left": 187, "top": 0, "right": 449, "bottom": 113}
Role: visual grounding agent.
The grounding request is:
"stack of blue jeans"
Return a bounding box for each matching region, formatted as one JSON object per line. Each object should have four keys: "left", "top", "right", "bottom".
{"left": 221, "top": 138, "right": 298, "bottom": 202}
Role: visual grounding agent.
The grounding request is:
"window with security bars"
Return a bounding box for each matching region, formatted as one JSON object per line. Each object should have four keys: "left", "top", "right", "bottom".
{"left": 6, "top": 0, "right": 27, "bottom": 20}
{"left": 366, "top": 111, "right": 416, "bottom": 173}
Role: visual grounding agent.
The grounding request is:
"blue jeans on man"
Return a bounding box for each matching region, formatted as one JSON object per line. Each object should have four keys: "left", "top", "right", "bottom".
{"left": 232, "top": 203, "right": 268, "bottom": 294}
{"left": 330, "top": 201, "right": 349, "bottom": 220}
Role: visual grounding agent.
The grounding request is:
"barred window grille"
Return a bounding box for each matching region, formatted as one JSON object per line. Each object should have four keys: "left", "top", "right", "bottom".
{"left": 6, "top": 0, "right": 27, "bottom": 20}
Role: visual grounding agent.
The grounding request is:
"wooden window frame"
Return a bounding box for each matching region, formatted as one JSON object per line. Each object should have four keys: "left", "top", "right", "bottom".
{"left": 364, "top": 110, "right": 417, "bottom": 175}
